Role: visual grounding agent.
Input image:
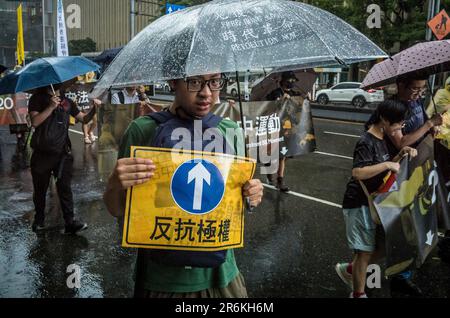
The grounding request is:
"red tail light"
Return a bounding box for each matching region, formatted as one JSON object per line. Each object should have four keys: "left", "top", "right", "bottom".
{"left": 367, "top": 89, "right": 377, "bottom": 93}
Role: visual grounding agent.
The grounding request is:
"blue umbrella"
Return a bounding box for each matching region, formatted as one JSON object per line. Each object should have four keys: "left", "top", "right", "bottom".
{"left": 0, "top": 56, "right": 100, "bottom": 95}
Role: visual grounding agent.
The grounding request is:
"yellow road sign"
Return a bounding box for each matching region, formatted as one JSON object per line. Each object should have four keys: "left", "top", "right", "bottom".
{"left": 428, "top": 9, "right": 450, "bottom": 40}
{"left": 122, "top": 146, "right": 256, "bottom": 251}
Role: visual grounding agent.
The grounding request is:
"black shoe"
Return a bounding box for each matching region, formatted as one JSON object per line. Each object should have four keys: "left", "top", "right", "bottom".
{"left": 32, "top": 221, "right": 46, "bottom": 232}
{"left": 64, "top": 220, "right": 88, "bottom": 235}
{"left": 438, "top": 236, "right": 450, "bottom": 264}
{"left": 267, "top": 174, "right": 276, "bottom": 186}
{"left": 277, "top": 177, "right": 290, "bottom": 192}
{"left": 390, "top": 277, "right": 423, "bottom": 298}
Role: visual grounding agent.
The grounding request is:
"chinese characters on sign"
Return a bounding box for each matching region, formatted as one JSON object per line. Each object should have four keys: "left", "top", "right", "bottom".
{"left": 57, "top": 0, "right": 69, "bottom": 56}
{"left": 122, "top": 147, "right": 256, "bottom": 251}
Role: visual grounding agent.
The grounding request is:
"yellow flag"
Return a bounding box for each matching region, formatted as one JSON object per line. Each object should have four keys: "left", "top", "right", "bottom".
{"left": 16, "top": 4, "right": 25, "bottom": 66}
{"left": 122, "top": 147, "right": 256, "bottom": 251}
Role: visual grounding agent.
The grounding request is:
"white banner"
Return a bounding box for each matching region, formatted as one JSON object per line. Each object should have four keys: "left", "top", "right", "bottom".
{"left": 56, "top": 0, "right": 69, "bottom": 56}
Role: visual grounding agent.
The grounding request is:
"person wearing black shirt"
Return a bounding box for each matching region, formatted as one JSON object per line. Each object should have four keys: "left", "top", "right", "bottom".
{"left": 365, "top": 76, "right": 443, "bottom": 297}
{"left": 335, "top": 100, "right": 417, "bottom": 298}
{"left": 28, "top": 78, "right": 96, "bottom": 234}
{"left": 265, "top": 71, "right": 304, "bottom": 192}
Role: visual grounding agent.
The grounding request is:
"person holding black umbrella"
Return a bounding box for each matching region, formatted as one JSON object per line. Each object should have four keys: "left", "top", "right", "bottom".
{"left": 264, "top": 71, "right": 302, "bottom": 192}
{"left": 29, "top": 78, "right": 96, "bottom": 234}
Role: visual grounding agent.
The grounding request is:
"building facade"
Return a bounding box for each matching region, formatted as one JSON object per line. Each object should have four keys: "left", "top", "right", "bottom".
{"left": 0, "top": 0, "right": 44, "bottom": 67}
{"left": 0, "top": 0, "right": 162, "bottom": 67}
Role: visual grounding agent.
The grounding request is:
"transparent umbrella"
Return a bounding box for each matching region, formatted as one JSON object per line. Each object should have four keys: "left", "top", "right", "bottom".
{"left": 95, "top": 0, "right": 387, "bottom": 90}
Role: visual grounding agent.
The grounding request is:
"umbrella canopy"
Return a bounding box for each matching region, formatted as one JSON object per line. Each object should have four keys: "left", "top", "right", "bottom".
{"left": 93, "top": 46, "right": 123, "bottom": 65}
{"left": 362, "top": 40, "right": 450, "bottom": 89}
{"left": 0, "top": 56, "right": 100, "bottom": 95}
{"left": 250, "top": 69, "right": 317, "bottom": 101}
{"left": 96, "top": 0, "right": 386, "bottom": 90}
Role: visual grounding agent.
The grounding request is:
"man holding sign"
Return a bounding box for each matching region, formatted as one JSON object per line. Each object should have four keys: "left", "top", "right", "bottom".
{"left": 104, "top": 72, "right": 263, "bottom": 298}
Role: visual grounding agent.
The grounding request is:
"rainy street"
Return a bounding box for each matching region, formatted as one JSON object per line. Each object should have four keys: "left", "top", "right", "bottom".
{"left": 1, "top": 117, "right": 449, "bottom": 298}
{"left": 2, "top": 0, "right": 450, "bottom": 303}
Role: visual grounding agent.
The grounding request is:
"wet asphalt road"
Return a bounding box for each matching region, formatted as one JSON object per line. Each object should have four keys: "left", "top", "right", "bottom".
{"left": 0, "top": 118, "right": 449, "bottom": 298}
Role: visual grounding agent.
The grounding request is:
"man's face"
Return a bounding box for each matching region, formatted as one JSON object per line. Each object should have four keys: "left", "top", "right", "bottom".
{"left": 171, "top": 73, "right": 222, "bottom": 118}
{"left": 126, "top": 86, "right": 137, "bottom": 94}
{"left": 398, "top": 80, "right": 427, "bottom": 101}
{"left": 281, "top": 77, "right": 297, "bottom": 91}
{"left": 382, "top": 118, "right": 405, "bottom": 137}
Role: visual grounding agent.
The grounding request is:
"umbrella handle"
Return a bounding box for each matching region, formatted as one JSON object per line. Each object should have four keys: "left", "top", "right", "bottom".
{"left": 50, "top": 84, "right": 56, "bottom": 96}
{"left": 427, "top": 79, "right": 438, "bottom": 115}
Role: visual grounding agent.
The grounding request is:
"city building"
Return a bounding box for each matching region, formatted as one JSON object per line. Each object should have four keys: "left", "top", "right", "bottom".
{"left": 0, "top": 0, "right": 162, "bottom": 67}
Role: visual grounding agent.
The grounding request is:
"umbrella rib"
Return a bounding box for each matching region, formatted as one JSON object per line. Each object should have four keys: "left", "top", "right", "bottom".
{"left": 185, "top": 2, "right": 208, "bottom": 77}
{"left": 290, "top": 2, "right": 342, "bottom": 62}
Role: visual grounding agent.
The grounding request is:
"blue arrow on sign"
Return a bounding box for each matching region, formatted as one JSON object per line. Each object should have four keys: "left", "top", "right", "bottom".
{"left": 171, "top": 159, "right": 225, "bottom": 215}
{"left": 166, "top": 3, "right": 186, "bottom": 15}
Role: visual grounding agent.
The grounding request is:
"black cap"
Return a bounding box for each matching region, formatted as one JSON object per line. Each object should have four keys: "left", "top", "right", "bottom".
{"left": 281, "top": 71, "right": 297, "bottom": 81}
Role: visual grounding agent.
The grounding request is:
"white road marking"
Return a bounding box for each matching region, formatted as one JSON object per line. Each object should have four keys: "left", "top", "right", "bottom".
{"left": 314, "top": 151, "right": 353, "bottom": 160}
{"left": 324, "top": 131, "right": 360, "bottom": 138}
{"left": 69, "top": 129, "right": 98, "bottom": 139}
{"left": 69, "top": 129, "right": 84, "bottom": 136}
{"left": 262, "top": 183, "right": 342, "bottom": 208}
{"left": 314, "top": 117, "right": 365, "bottom": 126}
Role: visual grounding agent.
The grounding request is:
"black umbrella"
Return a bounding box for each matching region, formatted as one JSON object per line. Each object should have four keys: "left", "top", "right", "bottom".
{"left": 93, "top": 47, "right": 124, "bottom": 64}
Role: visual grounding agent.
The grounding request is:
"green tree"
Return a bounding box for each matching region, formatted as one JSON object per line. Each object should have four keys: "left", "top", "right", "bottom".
{"left": 300, "top": 0, "right": 435, "bottom": 52}
{"left": 68, "top": 37, "right": 97, "bottom": 56}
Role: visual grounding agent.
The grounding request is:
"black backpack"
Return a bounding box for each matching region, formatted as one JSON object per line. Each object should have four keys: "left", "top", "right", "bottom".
{"left": 31, "top": 106, "right": 69, "bottom": 154}
{"left": 143, "top": 110, "right": 236, "bottom": 268}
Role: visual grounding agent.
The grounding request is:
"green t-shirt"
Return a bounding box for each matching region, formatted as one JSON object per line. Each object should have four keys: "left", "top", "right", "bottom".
{"left": 117, "top": 114, "right": 245, "bottom": 293}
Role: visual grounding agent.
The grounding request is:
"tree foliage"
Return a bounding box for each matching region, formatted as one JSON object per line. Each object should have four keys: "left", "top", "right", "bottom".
{"left": 303, "top": 0, "right": 450, "bottom": 52}
{"left": 68, "top": 37, "right": 97, "bottom": 56}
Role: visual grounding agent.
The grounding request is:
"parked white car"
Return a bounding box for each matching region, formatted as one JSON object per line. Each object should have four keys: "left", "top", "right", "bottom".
{"left": 154, "top": 81, "right": 170, "bottom": 92}
{"left": 315, "top": 82, "right": 384, "bottom": 108}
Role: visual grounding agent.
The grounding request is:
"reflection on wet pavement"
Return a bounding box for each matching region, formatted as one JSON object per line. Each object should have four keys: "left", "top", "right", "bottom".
{"left": 0, "top": 127, "right": 135, "bottom": 298}
{"left": 1, "top": 125, "right": 449, "bottom": 298}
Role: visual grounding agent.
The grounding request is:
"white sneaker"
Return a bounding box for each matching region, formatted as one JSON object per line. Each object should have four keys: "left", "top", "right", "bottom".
{"left": 349, "top": 292, "right": 368, "bottom": 298}
{"left": 335, "top": 263, "right": 353, "bottom": 289}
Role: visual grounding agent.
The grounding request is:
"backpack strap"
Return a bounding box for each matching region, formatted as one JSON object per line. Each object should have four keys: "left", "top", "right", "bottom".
{"left": 202, "top": 112, "right": 222, "bottom": 128}
{"left": 118, "top": 91, "right": 125, "bottom": 104}
{"left": 147, "top": 110, "right": 176, "bottom": 124}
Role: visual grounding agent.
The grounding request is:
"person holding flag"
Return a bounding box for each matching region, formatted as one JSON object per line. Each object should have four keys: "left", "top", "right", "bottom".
{"left": 335, "top": 100, "right": 417, "bottom": 298}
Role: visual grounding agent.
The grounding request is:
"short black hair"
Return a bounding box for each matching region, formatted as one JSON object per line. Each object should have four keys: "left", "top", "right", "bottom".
{"left": 365, "top": 99, "right": 409, "bottom": 130}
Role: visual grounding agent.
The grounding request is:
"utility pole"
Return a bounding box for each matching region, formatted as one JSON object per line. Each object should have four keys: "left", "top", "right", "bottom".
{"left": 426, "top": 0, "right": 441, "bottom": 41}
{"left": 42, "top": 0, "right": 46, "bottom": 54}
{"left": 426, "top": 0, "right": 441, "bottom": 93}
{"left": 130, "top": 0, "right": 136, "bottom": 41}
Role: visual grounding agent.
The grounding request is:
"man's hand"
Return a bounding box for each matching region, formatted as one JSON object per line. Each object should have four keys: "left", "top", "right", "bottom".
{"left": 399, "top": 146, "right": 418, "bottom": 158}
{"left": 113, "top": 158, "right": 156, "bottom": 189}
{"left": 282, "top": 93, "right": 291, "bottom": 99}
{"left": 431, "top": 126, "right": 441, "bottom": 138}
{"left": 50, "top": 96, "right": 60, "bottom": 109}
{"left": 428, "top": 113, "right": 443, "bottom": 127}
{"left": 242, "top": 179, "right": 264, "bottom": 208}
